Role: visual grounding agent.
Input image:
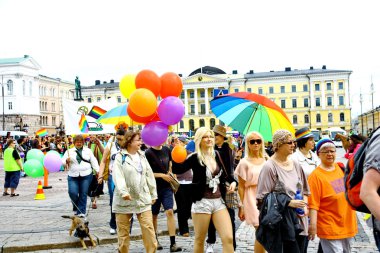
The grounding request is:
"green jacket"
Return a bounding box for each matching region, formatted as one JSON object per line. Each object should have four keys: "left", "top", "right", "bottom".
{"left": 4, "top": 147, "right": 21, "bottom": 172}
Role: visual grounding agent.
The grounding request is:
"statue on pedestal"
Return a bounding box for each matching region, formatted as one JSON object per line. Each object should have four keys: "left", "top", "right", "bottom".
{"left": 74, "top": 76, "right": 83, "bottom": 100}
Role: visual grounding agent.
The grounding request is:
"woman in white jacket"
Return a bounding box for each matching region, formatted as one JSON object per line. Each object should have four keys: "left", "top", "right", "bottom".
{"left": 113, "top": 130, "right": 158, "bottom": 253}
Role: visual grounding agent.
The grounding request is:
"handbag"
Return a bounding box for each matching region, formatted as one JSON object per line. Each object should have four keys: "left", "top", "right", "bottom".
{"left": 168, "top": 172, "right": 180, "bottom": 193}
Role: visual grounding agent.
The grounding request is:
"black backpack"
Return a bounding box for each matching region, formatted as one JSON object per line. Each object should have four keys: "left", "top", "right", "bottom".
{"left": 344, "top": 127, "right": 380, "bottom": 213}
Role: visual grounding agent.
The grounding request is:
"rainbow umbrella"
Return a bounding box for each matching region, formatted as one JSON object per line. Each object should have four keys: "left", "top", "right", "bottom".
{"left": 96, "top": 104, "right": 131, "bottom": 125}
{"left": 210, "top": 92, "right": 295, "bottom": 141}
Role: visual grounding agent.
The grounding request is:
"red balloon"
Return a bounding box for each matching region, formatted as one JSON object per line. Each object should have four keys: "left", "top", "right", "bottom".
{"left": 127, "top": 106, "right": 159, "bottom": 124}
{"left": 135, "top": 70, "right": 161, "bottom": 97}
{"left": 160, "top": 72, "right": 183, "bottom": 98}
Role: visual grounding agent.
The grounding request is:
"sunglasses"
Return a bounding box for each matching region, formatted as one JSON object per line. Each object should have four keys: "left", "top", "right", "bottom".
{"left": 249, "top": 139, "right": 262, "bottom": 145}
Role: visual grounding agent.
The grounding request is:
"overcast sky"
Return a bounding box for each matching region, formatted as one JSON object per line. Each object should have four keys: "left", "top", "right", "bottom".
{"left": 1, "top": 0, "right": 379, "bottom": 118}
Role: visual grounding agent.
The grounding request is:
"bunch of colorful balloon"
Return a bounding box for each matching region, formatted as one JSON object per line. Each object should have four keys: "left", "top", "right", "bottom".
{"left": 119, "top": 70, "right": 184, "bottom": 147}
{"left": 24, "top": 149, "right": 63, "bottom": 177}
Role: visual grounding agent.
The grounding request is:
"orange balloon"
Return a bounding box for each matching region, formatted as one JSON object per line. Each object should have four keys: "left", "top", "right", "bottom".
{"left": 129, "top": 88, "right": 157, "bottom": 117}
{"left": 135, "top": 70, "right": 161, "bottom": 97}
{"left": 160, "top": 72, "right": 183, "bottom": 98}
{"left": 171, "top": 145, "right": 187, "bottom": 163}
{"left": 127, "top": 106, "right": 158, "bottom": 124}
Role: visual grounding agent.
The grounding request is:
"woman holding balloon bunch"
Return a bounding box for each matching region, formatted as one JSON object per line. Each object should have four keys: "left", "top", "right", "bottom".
{"left": 172, "top": 127, "right": 237, "bottom": 253}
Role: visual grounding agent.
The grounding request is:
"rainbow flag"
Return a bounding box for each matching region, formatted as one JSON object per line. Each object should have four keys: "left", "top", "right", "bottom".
{"left": 88, "top": 106, "right": 107, "bottom": 119}
{"left": 79, "top": 114, "right": 89, "bottom": 133}
{"left": 36, "top": 128, "right": 48, "bottom": 137}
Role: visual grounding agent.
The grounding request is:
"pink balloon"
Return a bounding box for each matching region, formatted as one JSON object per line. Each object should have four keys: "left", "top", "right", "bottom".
{"left": 43, "top": 151, "right": 62, "bottom": 173}
{"left": 157, "top": 96, "right": 185, "bottom": 125}
{"left": 141, "top": 121, "right": 169, "bottom": 146}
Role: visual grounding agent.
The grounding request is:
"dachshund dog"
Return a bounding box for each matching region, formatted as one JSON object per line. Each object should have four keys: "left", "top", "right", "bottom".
{"left": 62, "top": 215, "right": 97, "bottom": 249}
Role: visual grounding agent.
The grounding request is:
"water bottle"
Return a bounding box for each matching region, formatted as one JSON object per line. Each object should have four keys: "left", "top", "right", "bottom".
{"left": 295, "top": 189, "right": 305, "bottom": 216}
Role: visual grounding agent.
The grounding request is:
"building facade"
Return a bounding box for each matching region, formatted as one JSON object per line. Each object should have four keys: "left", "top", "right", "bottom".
{"left": 357, "top": 106, "right": 380, "bottom": 136}
{"left": 0, "top": 56, "right": 74, "bottom": 135}
{"left": 80, "top": 65, "right": 352, "bottom": 135}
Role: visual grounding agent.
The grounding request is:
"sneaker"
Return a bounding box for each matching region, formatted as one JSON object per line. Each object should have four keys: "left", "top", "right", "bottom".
{"left": 206, "top": 243, "right": 214, "bottom": 253}
{"left": 170, "top": 244, "right": 182, "bottom": 252}
{"left": 157, "top": 242, "right": 163, "bottom": 250}
{"left": 110, "top": 228, "right": 116, "bottom": 235}
{"left": 76, "top": 213, "right": 86, "bottom": 218}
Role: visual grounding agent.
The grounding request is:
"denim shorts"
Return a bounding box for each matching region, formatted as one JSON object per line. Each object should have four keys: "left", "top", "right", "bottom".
{"left": 191, "top": 197, "right": 226, "bottom": 214}
{"left": 4, "top": 171, "right": 21, "bottom": 188}
{"left": 152, "top": 187, "right": 174, "bottom": 215}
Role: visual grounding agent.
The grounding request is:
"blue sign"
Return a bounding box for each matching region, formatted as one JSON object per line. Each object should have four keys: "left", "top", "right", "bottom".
{"left": 213, "top": 89, "right": 229, "bottom": 97}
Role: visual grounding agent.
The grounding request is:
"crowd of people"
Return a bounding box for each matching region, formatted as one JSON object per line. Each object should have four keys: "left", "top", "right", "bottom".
{"left": 1, "top": 124, "right": 380, "bottom": 253}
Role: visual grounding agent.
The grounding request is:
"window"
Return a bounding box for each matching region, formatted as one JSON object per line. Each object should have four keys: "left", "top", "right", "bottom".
{"left": 52, "top": 116, "right": 56, "bottom": 126}
{"left": 180, "top": 91, "right": 185, "bottom": 99}
{"left": 281, "top": 86, "right": 285, "bottom": 93}
{"left": 293, "top": 115, "right": 298, "bottom": 124}
{"left": 304, "top": 98, "right": 309, "bottom": 107}
{"left": 200, "top": 104, "right": 206, "bottom": 114}
{"left": 87, "top": 97, "right": 92, "bottom": 103}
{"left": 247, "top": 88, "right": 252, "bottom": 93}
{"left": 258, "top": 88, "right": 263, "bottom": 95}
{"left": 199, "top": 119, "right": 205, "bottom": 127}
{"left": 339, "top": 82, "right": 344, "bottom": 90}
{"left": 97, "top": 97, "right": 101, "bottom": 102}
{"left": 234, "top": 88, "right": 239, "bottom": 93}
{"left": 29, "top": 81, "right": 32, "bottom": 96}
{"left": 7, "top": 80, "right": 13, "bottom": 95}
{"left": 52, "top": 102, "right": 55, "bottom": 112}
{"left": 316, "top": 97, "right": 320, "bottom": 107}
{"left": 281, "top": 99, "right": 286, "bottom": 108}
{"left": 179, "top": 120, "right": 184, "bottom": 128}
{"left": 328, "top": 113, "right": 333, "bottom": 122}
{"left": 304, "top": 114, "right": 309, "bottom": 124}
{"left": 189, "top": 91, "right": 194, "bottom": 98}
{"left": 23, "top": 81, "right": 26, "bottom": 95}
{"left": 269, "top": 87, "right": 274, "bottom": 94}
{"left": 8, "top": 102, "right": 12, "bottom": 110}
{"left": 339, "top": 96, "right": 344, "bottom": 105}
{"left": 200, "top": 90, "right": 205, "bottom": 98}
{"left": 210, "top": 118, "right": 216, "bottom": 129}
{"left": 291, "top": 85, "right": 296, "bottom": 92}
{"left": 303, "top": 84, "right": 308, "bottom": 92}
{"left": 316, "top": 113, "right": 321, "bottom": 123}
{"left": 327, "top": 97, "right": 333, "bottom": 106}
{"left": 190, "top": 104, "right": 195, "bottom": 114}
{"left": 315, "top": 83, "right": 320, "bottom": 91}
{"left": 52, "top": 88, "right": 55, "bottom": 97}
{"left": 340, "top": 113, "right": 345, "bottom": 122}
{"left": 189, "top": 119, "right": 195, "bottom": 131}
{"left": 292, "top": 99, "right": 297, "bottom": 108}
{"left": 326, "top": 82, "right": 332, "bottom": 91}
{"left": 117, "top": 96, "right": 122, "bottom": 103}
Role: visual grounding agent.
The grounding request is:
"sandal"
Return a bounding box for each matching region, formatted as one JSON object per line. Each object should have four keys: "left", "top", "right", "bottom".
{"left": 10, "top": 193, "right": 19, "bottom": 197}
{"left": 3, "top": 192, "right": 10, "bottom": 196}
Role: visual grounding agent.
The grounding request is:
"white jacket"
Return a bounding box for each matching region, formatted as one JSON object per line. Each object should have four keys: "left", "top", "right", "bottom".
{"left": 112, "top": 150, "right": 157, "bottom": 214}
{"left": 292, "top": 149, "right": 320, "bottom": 178}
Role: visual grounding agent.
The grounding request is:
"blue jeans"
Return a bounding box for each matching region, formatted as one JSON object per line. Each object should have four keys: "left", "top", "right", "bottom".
{"left": 68, "top": 174, "right": 92, "bottom": 215}
{"left": 108, "top": 174, "right": 116, "bottom": 229}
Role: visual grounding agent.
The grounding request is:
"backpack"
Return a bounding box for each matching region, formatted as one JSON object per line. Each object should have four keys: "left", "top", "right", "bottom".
{"left": 344, "top": 127, "right": 380, "bottom": 213}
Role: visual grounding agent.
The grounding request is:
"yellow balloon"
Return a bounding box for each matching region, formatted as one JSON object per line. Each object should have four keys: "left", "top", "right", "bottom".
{"left": 119, "top": 74, "right": 136, "bottom": 99}
{"left": 168, "top": 125, "right": 174, "bottom": 132}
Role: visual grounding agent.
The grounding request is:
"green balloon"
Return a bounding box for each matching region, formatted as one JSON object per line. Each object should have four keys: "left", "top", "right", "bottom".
{"left": 26, "top": 149, "right": 45, "bottom": 164}
{"left": 24, "top": 159, "right": 44, "bottom": 178}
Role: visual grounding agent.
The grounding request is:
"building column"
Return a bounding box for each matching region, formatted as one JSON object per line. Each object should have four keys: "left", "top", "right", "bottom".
{"left": 194, "top": 88, "right": 199, "bottom": 116}
{"left": 333, "top": 80, "right": 338, "bottom": 109}
{"left": 310, "top": 81, "right": 315, "bottom": 109}
{"left": 321, "top": 81, "right": 326, "bottom": 109}
{"left": 205, "top": 87, "right": 209, "bottom": 115}
{"left": 184, "top": 89, "right": 188, "bottom": 116}
{"left": 345, "top": 80, "right": 350, "bottom": 107}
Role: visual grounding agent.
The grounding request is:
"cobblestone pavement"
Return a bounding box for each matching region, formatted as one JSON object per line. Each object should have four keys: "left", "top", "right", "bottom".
{"left": 0, "top": 148, "right": 379, "bottom": 252}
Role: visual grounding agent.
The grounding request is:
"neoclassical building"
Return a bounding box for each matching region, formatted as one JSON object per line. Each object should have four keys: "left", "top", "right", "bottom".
{"left": 0, "top": 55, "right": 74, "bottom": 135}
{"left": 80, "top": 65, "right": 352, "bottom": 134}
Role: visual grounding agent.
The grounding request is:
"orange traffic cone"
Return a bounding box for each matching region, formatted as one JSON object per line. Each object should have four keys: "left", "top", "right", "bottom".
{"left": 34, "top": 181, "right": 46, "bottom": 200}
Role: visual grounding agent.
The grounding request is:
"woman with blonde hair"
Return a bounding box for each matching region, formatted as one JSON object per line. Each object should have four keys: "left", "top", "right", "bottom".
{"left": 235, "top": 131, "right": 266, "bottom": 253}
{"left": 172, "top": 127, "right": 237, "bottom": 253}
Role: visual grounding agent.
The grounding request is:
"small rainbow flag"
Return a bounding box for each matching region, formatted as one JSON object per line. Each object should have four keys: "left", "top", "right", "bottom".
{"left": 88, "top": 106, "right": 107, "bottom": 119}
{"left": 36, "top": 128, "right": 48, "bottom": 137}
{"left": 79, "top": 114, "right": 89, "bottom": 133}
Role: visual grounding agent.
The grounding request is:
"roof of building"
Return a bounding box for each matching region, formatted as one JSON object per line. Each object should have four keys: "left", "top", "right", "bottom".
{"left": 189, "top": 66, "right": 226, "bottom": 76}
{"left": 0, "top": 55, "right": 31, "bottom": 65}
{"left": 244, "top": 67, "right": 352, "bottom": 79}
